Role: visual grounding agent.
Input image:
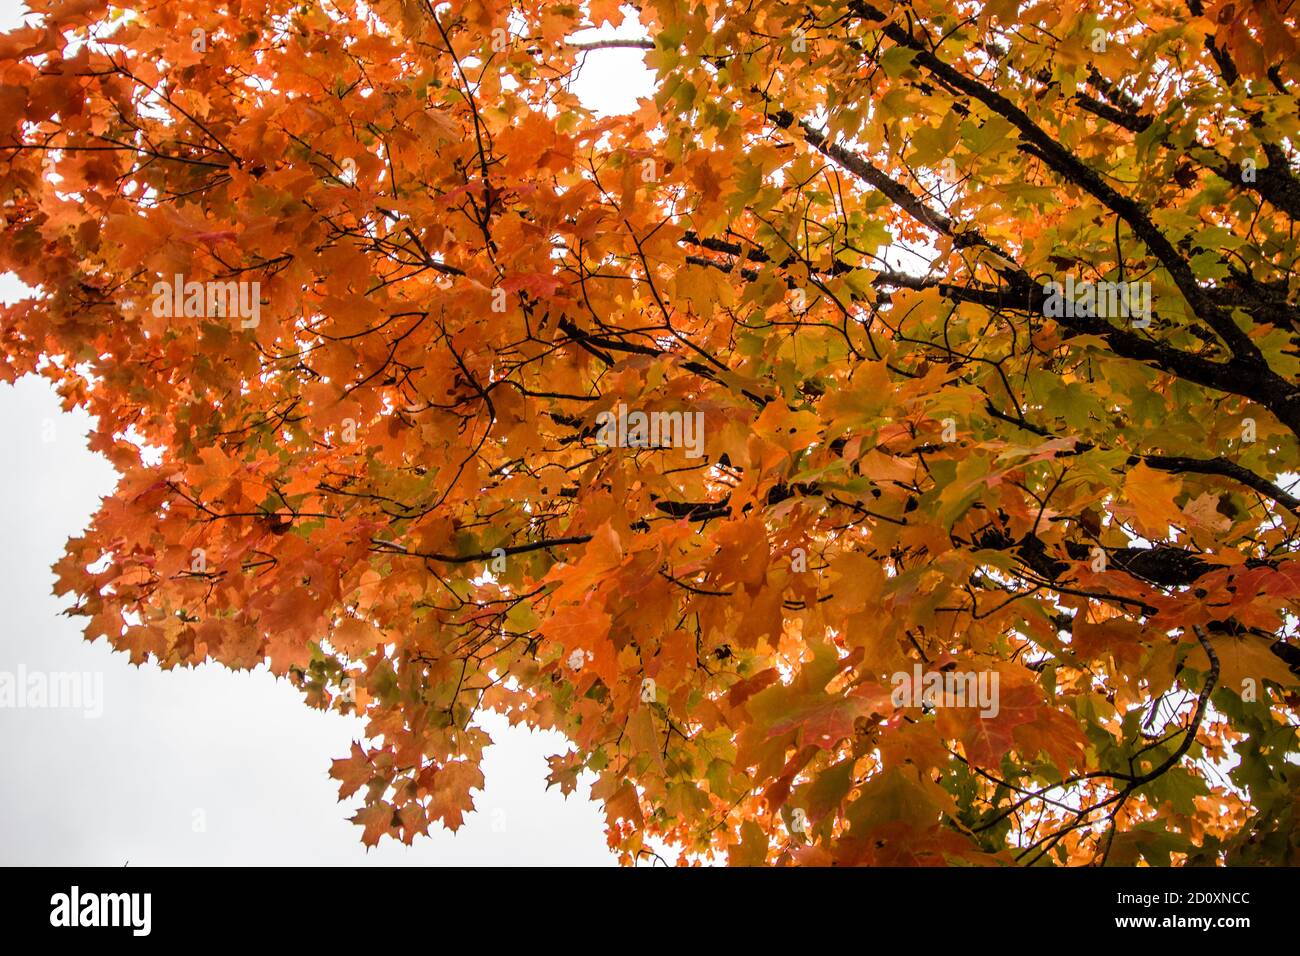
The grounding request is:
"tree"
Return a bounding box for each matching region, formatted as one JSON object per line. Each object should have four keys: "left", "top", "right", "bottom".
{"left": 1, "top": 0, "right": 1298, "bottom": 866}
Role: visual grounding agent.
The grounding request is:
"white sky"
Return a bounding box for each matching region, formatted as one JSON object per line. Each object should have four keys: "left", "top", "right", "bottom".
{"left": 0, "top": 1, "right": 656, "bottom": 865}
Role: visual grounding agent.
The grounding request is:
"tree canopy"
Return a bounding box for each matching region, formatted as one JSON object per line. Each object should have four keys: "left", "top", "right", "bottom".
{"left": 2, "top": 0, "right": 1299, "bottom": 865}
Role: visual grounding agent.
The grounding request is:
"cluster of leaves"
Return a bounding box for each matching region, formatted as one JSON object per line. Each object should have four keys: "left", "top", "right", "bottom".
{"left": 1, "top": 0, "right": 1298, "bottom": 864}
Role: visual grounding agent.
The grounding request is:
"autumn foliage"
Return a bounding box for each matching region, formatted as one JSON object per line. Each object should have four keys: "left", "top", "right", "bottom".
{"left": 3, "top": 0, "right": 1300, "bottom": 865}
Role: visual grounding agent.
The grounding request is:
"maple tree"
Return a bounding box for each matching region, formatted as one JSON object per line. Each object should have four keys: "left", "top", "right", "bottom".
{"left": 2, "top": 0, "right": 1300, "bottom": 866}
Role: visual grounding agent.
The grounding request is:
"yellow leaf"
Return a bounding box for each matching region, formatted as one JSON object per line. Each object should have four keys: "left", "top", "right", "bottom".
{"left": 1122, "top": 463, "right": 1183, "bottom": 539}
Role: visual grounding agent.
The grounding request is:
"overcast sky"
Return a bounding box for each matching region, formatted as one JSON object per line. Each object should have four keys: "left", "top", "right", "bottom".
{"left": 0, "top": 1, "right": 657, "bottom": 865}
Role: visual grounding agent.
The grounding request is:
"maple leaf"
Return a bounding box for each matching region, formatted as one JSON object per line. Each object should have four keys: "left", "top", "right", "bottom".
{"left": 1184, "top": 633, "right": 1300, "bottom": 693}
{"left": 330, "top": 742, "right": 375, "bottom": 800}
{"left": 1122, "top": 462, "right": 1184, "bottom": 540}
{"left": 351, "top": 801, "right": 396, "bottom": 849}
{"left": 937, "top": 680, "right": 1042, "bottom": 769}
{"left": 428, "top": 761, "right": 484, "bottom": 832}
